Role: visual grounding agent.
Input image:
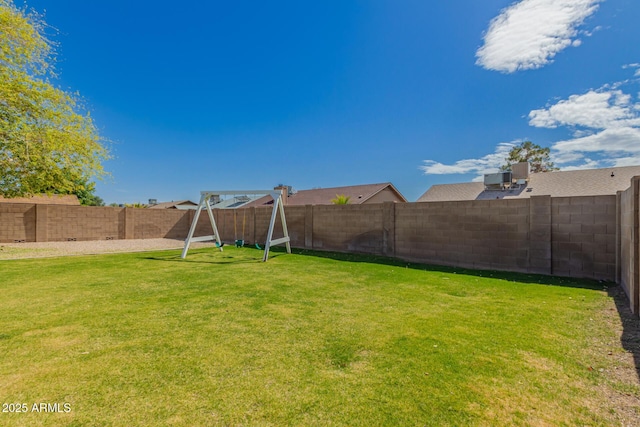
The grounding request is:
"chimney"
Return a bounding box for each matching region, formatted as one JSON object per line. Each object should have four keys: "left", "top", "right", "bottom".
{"left": 274, "top": 184, "right": 289, "bottom": 205}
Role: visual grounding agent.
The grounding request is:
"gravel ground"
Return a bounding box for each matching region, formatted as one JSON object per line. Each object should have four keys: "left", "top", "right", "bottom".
{"left": 0, "top": 238, "right": 217, "bottom": 260}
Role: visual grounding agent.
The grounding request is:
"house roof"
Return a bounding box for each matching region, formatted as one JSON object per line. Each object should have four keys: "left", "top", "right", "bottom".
{"left": 147, "top": 200, "right": 197, "bottom": 209}
{"left": 290, "top": 182, "right": 407, "bottom": 205}
{"left": 245, "top": 183, "right": 407, "bottom": 207}
{"left": 418, "top": 165, "right": 640, "bottom": 202}
{"left": 0, "top": 194, "right": 80, "bottom": 205}
{"left": 209, "top": 195, "right": 265, "bottom": 209}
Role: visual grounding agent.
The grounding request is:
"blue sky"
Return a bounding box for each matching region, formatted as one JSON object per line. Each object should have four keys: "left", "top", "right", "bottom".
{"left": 25, "top": 0, "right": 640, "bottom": 203}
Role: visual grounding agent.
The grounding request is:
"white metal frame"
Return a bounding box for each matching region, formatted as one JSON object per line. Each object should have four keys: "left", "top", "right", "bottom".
{"left": 181, "top": 190, "right": 291, "bottom": 262}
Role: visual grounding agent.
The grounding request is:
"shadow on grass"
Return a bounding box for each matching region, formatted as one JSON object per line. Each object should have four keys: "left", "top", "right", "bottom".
{"left": 147, "top": 244, "right": 607, "bottom": 290}
{"left": 143, "top": 245, "right": 607, "bottom": 291}
{"left": 291, "top": 248, "right": 608, "bottom": 291}
{"left": 608, "top": 285, "right": 640, "bottom": 382}
{"left": 143, "top": 246, "right": 287, "bottom": 265}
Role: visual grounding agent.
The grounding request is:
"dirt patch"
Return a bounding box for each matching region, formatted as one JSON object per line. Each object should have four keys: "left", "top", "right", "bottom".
{"left": 0, "top": 238, "right": 217, "bottom": 260}
{"left": 591, "top": 285, "right": 640, "bottom": 425}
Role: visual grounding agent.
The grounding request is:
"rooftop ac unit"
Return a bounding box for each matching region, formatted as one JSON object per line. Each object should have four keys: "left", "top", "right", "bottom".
{"left": 484, "top": 171, "right": 512, "bottom": 186}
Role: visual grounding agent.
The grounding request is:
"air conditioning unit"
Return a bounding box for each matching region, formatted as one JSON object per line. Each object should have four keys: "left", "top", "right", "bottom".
{"left": 484, "top": 171, "right": 512, "bottom": 187}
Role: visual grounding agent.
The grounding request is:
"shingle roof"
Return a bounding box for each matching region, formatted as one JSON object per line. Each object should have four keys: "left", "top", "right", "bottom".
{"left": 245, "top": 183, "right": 407, "bottom": 207}
{"left": 0, "top": 194, "right": 80, "bottom": 205}
{"left": 290, "top": 183, "right": 406, "bottom": 205}
{"left": 418, "top": 165, "right": 640, "bottom": 202}
{"left": 147, "top": 200, "right": 197, "bottom": 209}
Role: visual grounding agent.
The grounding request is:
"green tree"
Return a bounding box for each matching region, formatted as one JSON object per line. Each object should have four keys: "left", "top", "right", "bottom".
{"left": 501, "top": 141, "right": 558, "bottom": 173}
{"left": 55, "top": 177, "right": 104, "bottom": 206}
{"left": 331, "top": 194, "right": 350, "bottom": 205}
{"left": 0, "top": 0, "right": 109, "bottom": 197}
{"left": 75, "top": 184, "right": 104, "bottom": 206}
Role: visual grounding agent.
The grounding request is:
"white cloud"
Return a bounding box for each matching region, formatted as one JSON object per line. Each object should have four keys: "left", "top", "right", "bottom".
{"left": 530, "top": 80, "right": 640, "bottom": 168}
{"left": 553, "top": 126, "right": 640, "bottom": 153}
{"left": 551, "top": 150, "right": 586, "bottom": 164}
{"left": 618, "top": 65, "right": 640, "bottom": 81}
{"left": 611, "top": 156, "right": 640, "bottom": 167}
{"left": 420, "top": 142, "right": 514, "bottom": 175}
{"left": 528, "top": 90, "right": 637, "bottom": 129}
{"left": 560, "top": 158, "right": 600, "bottom": 171}
{"left": 476, "top": 0, "right": 601, "bottom": 73}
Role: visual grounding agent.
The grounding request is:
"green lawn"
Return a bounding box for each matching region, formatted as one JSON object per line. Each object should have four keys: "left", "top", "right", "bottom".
{"left": 0, "top": 247, "right": 637, "bottom": 426}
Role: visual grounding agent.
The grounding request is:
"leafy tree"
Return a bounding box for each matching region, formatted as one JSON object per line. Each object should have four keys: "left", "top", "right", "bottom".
{"left": 76, "top": 188, "right": 104, "bottom": 206}
{"left": 63, "top": 178, "right": 104, "bottom": 206}
{"left": 38, "top": 175, "right": 104, "bottom": 205}
{"left": 501, "top": 141, "right": 558, "bottom": 173}
{"left": 331, "top": 194, "right": 350, "bottom": 205}
{"left": 0, "top": 0, "right": 109, "bottom": 197}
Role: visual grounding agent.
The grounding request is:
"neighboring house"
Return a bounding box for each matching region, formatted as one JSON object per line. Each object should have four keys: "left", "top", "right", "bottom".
{"left": 244, "top": 183, "right": 408, "bottom": 207}
{"left": 0, "top": 194, "right": 80, "bottom": 205}
{"left": 147, "top": 200, "right": 198, "bottom": 210}
{"left": 417, "top": 164, "right": 640, "bottom": 202}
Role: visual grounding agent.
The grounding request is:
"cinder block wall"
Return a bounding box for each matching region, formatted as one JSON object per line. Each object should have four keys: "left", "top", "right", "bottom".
{"left": 395, "top": 199, "right": 532, "bottom": 272}
{"left": 46, "top": 205, "right": 123, "bottom": 241}
{"left": 255, "top": 207, "right": 278, "bottom": 244}
{"left": 0, "top": 203, "right": 35, "bottom": 242}
{"left": 551, "top": 196, "right": 617, "bottom": 280}
{"left": 311, "top": 204, "right": 384, "bottom": 254}
{"left": 619, "top": 178, "right": 639, "bottom": 314}
{"left": 133, "top": 208, "right": 190, "bottom": 240}
{"left": 281, "top": 206, "right": 305, "bottom": 247}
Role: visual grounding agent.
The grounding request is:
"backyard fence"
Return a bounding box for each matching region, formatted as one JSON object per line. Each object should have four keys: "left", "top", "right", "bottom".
{"left": 2, "top": 177, "right": 639, "bottom": 314}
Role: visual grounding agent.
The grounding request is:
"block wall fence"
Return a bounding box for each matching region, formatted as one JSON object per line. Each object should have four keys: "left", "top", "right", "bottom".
{"left": 1, "top": 177, "right": 639, "bottom": 314}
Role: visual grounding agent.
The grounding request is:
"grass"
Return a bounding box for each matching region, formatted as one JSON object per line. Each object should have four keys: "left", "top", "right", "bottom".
{"left": 0, "top": 246, "right": 637, "bottom": 426}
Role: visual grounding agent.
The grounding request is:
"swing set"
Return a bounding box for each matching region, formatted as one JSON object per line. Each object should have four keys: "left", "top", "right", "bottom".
{"left": 181, "top": 190, "right": 291, "bottom": 262}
